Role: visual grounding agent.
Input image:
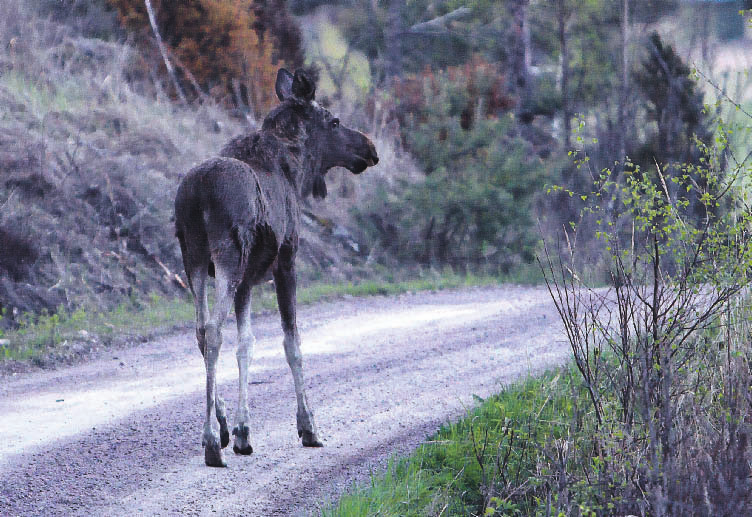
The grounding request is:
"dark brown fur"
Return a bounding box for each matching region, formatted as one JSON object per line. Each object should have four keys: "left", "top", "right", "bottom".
{"left": 173, "top": 68, "right": 378, "bottom": 467}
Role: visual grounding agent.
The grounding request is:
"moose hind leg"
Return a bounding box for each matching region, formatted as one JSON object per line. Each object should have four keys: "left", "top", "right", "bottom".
{"left": 193, "top": 271, "right": 229, "bottom": 449}
{"left": 232, "top": 279, "right": 255, "bottom": 455}
{"left": 202, "top": 267, "right": 236, "bottom": 467}
{"left": 274, "top": 258, "right": 323, "bottom": 447}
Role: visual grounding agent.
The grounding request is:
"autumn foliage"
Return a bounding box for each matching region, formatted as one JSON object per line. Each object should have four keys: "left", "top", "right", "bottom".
{"left": 109, "top": 0, "right": 303, "bottom": 113}
{"left": 392, "top": 56, "right": 512, "bottom": 130}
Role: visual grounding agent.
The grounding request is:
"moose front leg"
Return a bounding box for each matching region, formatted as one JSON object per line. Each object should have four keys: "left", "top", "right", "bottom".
{"left": 273, "top": 251, "right": 323, "bottom": 447}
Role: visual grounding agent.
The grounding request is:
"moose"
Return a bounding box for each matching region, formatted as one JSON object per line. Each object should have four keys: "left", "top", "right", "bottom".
{"left": 175, "top": 68, "right": 378, "bottom": 467}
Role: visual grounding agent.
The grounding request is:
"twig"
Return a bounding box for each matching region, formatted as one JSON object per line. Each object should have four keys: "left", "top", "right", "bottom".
{"left": 692, "top": 65, "right": 752, "bottom": 121}
{"left": 654, "top": 159, "right": 671, "bottom": 205}
{"left": 0, "top": 188, "right": 18, "bottom": 214}
{"left": 408, "top": 7, "right": 472, "bottom": 34}
{"left": 166, "top": 47, "right": 209, "bottom": 103}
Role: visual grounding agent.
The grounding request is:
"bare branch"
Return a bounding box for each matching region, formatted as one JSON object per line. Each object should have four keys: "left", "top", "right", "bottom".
{"left": 166, "top": 47, "right": 209, "bottom": 103}
{"left": 408, "top": 7, "right": 472, "bottom": 34}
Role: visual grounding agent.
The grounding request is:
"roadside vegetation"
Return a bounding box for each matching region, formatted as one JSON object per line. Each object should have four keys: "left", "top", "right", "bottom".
{"left": 325, "top": 99, "right": 752, "bottom": 513}
{"left": 323, "top": 368, "right": 587, "bottom": 516}
{"left": 0, "top": 268, "right": 538, "bottom": 364}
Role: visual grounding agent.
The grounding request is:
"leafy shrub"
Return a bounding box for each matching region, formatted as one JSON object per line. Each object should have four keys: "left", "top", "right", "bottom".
{"left": 541, "top": 102, "right": 752, "bottom": 514}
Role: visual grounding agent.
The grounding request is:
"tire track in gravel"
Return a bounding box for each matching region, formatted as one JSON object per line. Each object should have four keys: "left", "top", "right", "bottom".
{"left": 0, "top": 285, "right": 568, "bottom": 516}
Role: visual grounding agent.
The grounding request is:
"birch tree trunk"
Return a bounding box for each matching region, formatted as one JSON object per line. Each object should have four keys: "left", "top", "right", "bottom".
{"left": 144, "top": 0, "right": 187, "bottom": 105}
{"left": 557, "top": 0, "right": 571, "bottom": 147}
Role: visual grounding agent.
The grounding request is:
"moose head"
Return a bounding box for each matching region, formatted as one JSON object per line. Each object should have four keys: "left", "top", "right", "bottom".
{"left": 264, "top": 68, "right": 379, "bottom": 198}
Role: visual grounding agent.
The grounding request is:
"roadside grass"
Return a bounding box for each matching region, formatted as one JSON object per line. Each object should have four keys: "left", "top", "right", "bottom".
{"left": 0, "top": 295, "right": 195, "bottom": 361}
{"left": 321, "top": 367, "right": 594, "bottom": 517}
{"left": 0, "top": 268, "right": 539, "bottom": 363}
{"left": 323, "top": 317, "right": 752, "bottom": 517}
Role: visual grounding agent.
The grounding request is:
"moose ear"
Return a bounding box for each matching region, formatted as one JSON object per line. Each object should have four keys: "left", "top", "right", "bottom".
{"left": 275, "top": 68, "right": 294, "bottom": 101}
{"left": 291, "top": 69, "right": 315, "bottom": 102}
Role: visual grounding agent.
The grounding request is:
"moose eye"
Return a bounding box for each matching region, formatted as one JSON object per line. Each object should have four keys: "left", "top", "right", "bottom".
{"left": 331, "top": 118, "right": 339, "bottom": 129}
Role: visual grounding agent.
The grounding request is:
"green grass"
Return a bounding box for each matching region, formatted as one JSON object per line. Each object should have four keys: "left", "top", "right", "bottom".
{"left": 297, "top": 271, "right": 502, "bottom": 303}
{"left": 0, "top": 294, "right": 196, "bottom": 362}
{"left": 0, "top": 269, "right": 537, "bottom": 363}
{"left": 322, "top": 368, "right": 594, "bottom": 517}
{"left": 0, "top": 70, "right": 84, "bottom": 120}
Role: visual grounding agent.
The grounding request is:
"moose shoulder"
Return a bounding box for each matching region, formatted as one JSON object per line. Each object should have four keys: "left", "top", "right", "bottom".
{"left": 174, "top": 68, "right": 378, "bottom": 467}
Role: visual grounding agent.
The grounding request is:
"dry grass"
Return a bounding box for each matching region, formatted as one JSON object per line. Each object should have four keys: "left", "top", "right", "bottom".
{"left": 0, "top": 0, "right": 245, "bottom": 326}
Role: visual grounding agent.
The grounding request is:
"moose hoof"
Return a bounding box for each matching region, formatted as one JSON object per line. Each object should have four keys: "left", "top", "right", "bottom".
{"left": 233, "top": 443, "right": 254, "bottom": 455}
{"left": 218, "top": 416, "right": 230, "bottom": 449}
{"left": 203, "top": 436, "right": 226, "bottom": 468}
{"left": 232, "top": 424, "right": 254, "bottom": 455}
{"left": 299, "top": 430, "right": 323, "bottom": 447}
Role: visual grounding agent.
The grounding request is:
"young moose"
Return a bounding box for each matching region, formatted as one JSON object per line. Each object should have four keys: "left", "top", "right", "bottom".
{"left": 175, "top": 69, "right": 378, "bottom": 467}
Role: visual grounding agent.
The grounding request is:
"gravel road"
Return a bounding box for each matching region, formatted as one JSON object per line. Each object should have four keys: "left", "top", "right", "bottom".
{"left": 0, "top": 285, "right": 568, "bottom": 516}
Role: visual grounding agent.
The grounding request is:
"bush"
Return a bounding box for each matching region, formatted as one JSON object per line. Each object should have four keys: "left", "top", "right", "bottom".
{"left": 108, "top": 0, "right": 302, "bottom": 113}
{"left": 540, "top": 106, "right": 752, "bottom": 514}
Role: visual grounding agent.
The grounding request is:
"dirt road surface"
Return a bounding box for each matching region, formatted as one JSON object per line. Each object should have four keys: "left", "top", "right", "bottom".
{"left": 0, "top": 285, "right": 568, "bottom": 516}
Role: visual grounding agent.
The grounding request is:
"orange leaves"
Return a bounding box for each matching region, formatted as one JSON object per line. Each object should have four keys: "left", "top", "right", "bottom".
{"left": 109, "top": 0, "right": 284, "bottom": 112}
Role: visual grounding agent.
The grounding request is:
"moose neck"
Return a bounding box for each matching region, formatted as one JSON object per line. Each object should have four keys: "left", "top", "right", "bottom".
{"left": 260, "top": 100, "right": 326, "bottom": 199}
{"left": 262, "top": 127, "right": 321, "bottom": 199}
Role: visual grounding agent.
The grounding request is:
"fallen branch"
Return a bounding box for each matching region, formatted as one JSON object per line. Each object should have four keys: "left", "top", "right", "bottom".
{"left": 154, "top": 255, "right": 188, "bottom": 289}
{"left": 408, "top": 7, "right": 472, "bottom": 34}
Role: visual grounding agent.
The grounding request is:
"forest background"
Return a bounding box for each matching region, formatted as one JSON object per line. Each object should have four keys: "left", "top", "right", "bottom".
{"left": 0, "top": 0, "right": 750, "bottom": 346}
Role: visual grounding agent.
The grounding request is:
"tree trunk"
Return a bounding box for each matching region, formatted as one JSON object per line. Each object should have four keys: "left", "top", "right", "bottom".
{"left": 509, "top": 0, "right": 530, "bottom": 114}
{"left": 557, "top": 0, "right": 571, "bottom": 147}
{"left": 618, "top": 0, "right": 629, "bottom": 163}
{"left": 384, "top": 0, "right": 403, "bottom": 86}
{"left": 144, "top": 0, "right": 187, "bottom": 105}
